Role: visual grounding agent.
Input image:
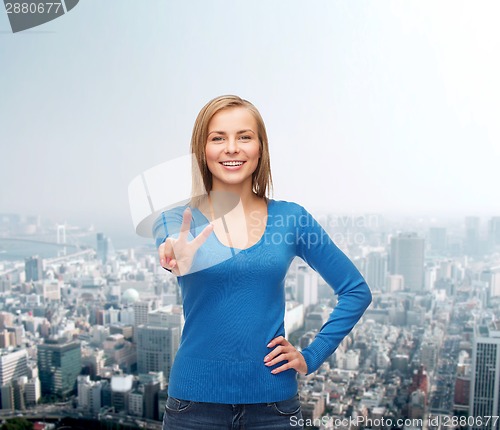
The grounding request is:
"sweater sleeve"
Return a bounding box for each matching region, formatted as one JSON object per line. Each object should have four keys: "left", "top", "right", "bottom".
{"left": 151, "top": 205, "right": 189, "bottom": 249}
{"left": 295, "top": 204, "right": 372, "bottom": 375}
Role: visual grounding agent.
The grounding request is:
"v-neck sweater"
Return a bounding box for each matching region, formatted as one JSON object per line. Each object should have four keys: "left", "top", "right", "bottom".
{"left": 152, "top": 199, "right": 372, "bottom": 404}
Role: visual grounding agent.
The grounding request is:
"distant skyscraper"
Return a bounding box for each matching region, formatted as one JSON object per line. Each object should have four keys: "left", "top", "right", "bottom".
{"left": 470, "top": 322, "right": 500, "bottom": 429}
{"left": 0, "top": 349, "right": 28, "bottom": 386}
{"left": 139, "top": 372, "right": 164, "bottom": 420}
{"left": 25, "top": 256, "right": 42, "bottom": 282}
{"left": 428, "top": 227, "right": 447, "bottom": 254}
{"left": 111, "top": 375, "right": 133, "bottom": 413}
{"left": 464, "top": 216, "right": 481, "bottom": 257}
{"left": 147, "top": 305, "right": 184, "bottom": 330}
{"left": 488, "top": 217, "right": 500, "bottom": 247}
{"left": 420, "top": 340, "right": 438, "bottom": 372}
{"left": 128, "top": 390, "right": 143, "bottom": 417}
{"left": 296, "top": 264, "right": 318, "bottom": 310}
{"left": 136, "top": 325, "right": 180, "bottom": 379}
{"left": 96, "top": 233, "right": 106, "bottom": 263}
{"left": 96, "top": 232, "right": 115, "bottom": 264}
{"left": 389, "top": 233, "right": 425, "bottom": 292}
{"left": 133, "top": 300, "right": 157, "bottom": 327}
{"left": 0, "top": 278, "right": 11, "bottom": 293}
{"left": 480, "top": 269, "right": 500, "bottom": 298}
{"left": 38, "top": 339, "right": 81, "bottom": 397}
{"left": 0, "top": 385, "right": 14, "bottom": 410}
{"left": 77, "top": 375, "right": 102, "bottom": 414}
{"left": 454, "top": 360, "right": 471, "bottom": 413}
{"left": 365, "top": 251, "right": 387, "bottom": 291}
{"left": 144, "top": 381, "right": 160, "bottom": 420}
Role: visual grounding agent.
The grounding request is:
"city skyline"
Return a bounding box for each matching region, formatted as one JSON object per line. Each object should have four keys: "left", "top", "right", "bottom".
{"left": 0, "top": 203, "right": 499, "bottom": 426}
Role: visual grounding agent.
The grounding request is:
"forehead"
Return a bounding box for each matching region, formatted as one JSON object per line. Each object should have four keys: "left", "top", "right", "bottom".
{"left": 208, "top": 107, "right": 257, "bottom": 131}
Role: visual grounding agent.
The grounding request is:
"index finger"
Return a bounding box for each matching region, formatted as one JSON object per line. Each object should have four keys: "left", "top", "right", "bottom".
{"left": 190, "top": 223, "right": 214, "bottom": 250}
{"left": 267, "top": 336, "right": 286, "bottom": 347}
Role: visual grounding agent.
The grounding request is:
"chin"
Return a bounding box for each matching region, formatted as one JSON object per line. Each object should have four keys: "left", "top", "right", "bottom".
{"left": 213, "top": 175, "right": 254, "bottom": 188}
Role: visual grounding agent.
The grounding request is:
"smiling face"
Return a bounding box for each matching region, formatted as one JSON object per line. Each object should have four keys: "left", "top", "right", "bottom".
{"left": 189, "top": 95, "right": 273, "bottom": 206}
{"left": 205, "top": 107, "right": 261, "bottom": 193}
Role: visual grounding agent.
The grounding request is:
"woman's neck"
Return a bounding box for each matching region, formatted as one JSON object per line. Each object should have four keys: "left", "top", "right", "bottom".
{"left": 210, "top": 180, "right": 260, "bottom": 208}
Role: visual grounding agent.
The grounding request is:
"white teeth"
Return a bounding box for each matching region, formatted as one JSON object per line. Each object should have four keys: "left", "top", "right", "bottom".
{"left": 222, "top": 161, "right": 244, "bottom": 166}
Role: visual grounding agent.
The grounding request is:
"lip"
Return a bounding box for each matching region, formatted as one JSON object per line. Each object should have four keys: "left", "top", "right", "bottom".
{"left": 219, "top": 160, "right": 246, "bottom": 171}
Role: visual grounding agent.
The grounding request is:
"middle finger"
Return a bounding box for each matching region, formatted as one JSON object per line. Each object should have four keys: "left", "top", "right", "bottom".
{"left": 264, "top": 345, "right": 286, "bottom": 362}
{"left": 265, "top": 352, "right": 290, "bottom": 367}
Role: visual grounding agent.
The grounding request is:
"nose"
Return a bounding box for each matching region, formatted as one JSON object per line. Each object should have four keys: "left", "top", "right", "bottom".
{"left": 224, "top": 137, "right": 239, "bottom": 154}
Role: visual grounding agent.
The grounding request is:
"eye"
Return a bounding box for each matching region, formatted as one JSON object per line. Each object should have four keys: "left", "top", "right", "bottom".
{"left": 210, "top": 136, "right": 224, "bottom": 142}
{"left": 239, "top": 135, "right": 252, "bottom": 140}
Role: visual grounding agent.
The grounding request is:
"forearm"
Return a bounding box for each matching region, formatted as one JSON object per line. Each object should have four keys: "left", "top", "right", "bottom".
{"left": 300, "top": 280, "right": 371, "bottom": 374}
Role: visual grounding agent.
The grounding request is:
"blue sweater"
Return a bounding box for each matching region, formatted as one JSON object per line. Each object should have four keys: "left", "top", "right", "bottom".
{"left": 152, "top": 199, "right": 372, "bottom": 404}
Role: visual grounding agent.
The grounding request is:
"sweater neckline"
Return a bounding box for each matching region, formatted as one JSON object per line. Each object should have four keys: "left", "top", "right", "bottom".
{"left": 193, "top": 198, "right": 274, "bottom": 253}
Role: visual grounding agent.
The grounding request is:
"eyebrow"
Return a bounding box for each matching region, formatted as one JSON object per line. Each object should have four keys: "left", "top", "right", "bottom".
{"left": 208, "top": 129, "right": 256, "bottom": 136}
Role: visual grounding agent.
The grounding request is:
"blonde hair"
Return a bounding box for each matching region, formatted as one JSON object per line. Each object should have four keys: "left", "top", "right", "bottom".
{"left": 190, "top": 95, "right": 273, "bottom": 206}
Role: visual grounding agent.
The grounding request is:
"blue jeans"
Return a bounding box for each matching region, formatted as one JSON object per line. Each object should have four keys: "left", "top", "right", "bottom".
{"left": 162, "top": 392, "right": 304, "bottom": 429}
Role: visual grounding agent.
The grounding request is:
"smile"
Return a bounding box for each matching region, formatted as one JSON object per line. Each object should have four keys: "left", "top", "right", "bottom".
{"left": 220, "top": 161, "right": 245, "bottom": 167}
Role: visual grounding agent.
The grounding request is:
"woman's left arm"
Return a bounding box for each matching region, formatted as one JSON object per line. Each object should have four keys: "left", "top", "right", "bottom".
{"left": 265, "top": 204, "right": 372, "bottom": 376}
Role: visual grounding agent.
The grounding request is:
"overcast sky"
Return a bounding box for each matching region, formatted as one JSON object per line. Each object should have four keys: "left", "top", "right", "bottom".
{"left": 1, "top": 1, "right": 499, "bottom": 238}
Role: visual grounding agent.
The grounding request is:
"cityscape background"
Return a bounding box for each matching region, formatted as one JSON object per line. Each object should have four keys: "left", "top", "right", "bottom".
{"left": 1, "top": 1, "right": 500, "bottom": 429}
{"left": 0, "top": 211, "right": 500, "bottom": 429}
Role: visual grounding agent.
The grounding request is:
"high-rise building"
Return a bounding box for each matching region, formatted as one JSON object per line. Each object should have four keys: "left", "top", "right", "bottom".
{"left": 296, "top": 264, "right": 318, "bottom": 310}
{"left": 470, "top": 322, "right": 500, "bottom": 429}
{"left": 136, "top": 325, "right": 180, "bottom": 379}
{"left": 0, "top": 312, "right": 14, "bottom": 329}
{"left": 420, "top": 339, "right": 438, "bottom": 372}
{"left": 147, "top": 305, "right": 184, "bottom": 330}
{"left": 408, "top": 389, "right": 426, "bottom": 420}
{"left": 77, "top": 375, "right": 102, "bottom": 414}
{"left": 0, "top": 384, "right": 14, "bottom": 410}
{"left": 128, "top": 390, "right": 143, "bottom": 417}
{"left": 102, "top": 334, "right": 136, "bottom": 373}
{"left": 111, "top": 375, "right": 133, "bottom": 412}
{"left": 0, "top": 349, "right": 29, "bottom": 386}
{"left": 96, "top": 232, "right": 106, "bottom": 264}
{"left": 35, "top": 280, "right": 61, "bottom": 302}
{"left": 158, "top": 389, "right": 168, "bottom": 421}
{"left": 480, "top": 269, "right": 500, "bottom": 298}
{"left": 454, "top": 357, "right": 471, "bottom": 414}
{"left": 284, "top": 301, "right": 304, "bottom": 337}
{"left": 133, "top": 300, "right": 157, "bottom": 328}
{"left": 38, "top": 339, "right": 81, "bottom": 397}
{"left": 139, "top": 372, "right": 164, "bottom": 420}
{"left": 489, "top": 217, "right": 500, "bottom": 247}
{"left": 428, "top": 227, "right": 447, "bottom": 254}
{"left": 143, "top": 381, "right": 160, "bottom": 420}
{"left": 96, "top": 233, "right": 115, "bottom": 264}
{"left": 25, "top": 256, "right": 43, "bottom": 282}
{"left": 365, "top": 251, "right": 387, "bottom": 291}
{"left": 389, "top": 233, "right": 425, "bottom": 292}
{"left": 409, "top": 365, "right": 429, "bottom": 402}
{"left": 464, "top": 216, "right": 481, "bottom": 256}
{"left": 101, "top": 380, "right": 112, "bottom": 408}
{"left": 12, "top": 377, "right": 26, "bottom": 410}
{"left": 0, "top": 278, "right": 12, "bottom": 293}
{"left": 24, "top": 377, "right": 41, "bottom": 405}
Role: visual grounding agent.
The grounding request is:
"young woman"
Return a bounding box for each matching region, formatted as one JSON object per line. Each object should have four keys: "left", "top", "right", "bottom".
{"left": 153, "top": 95, "right": 372, "bottom": 429}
